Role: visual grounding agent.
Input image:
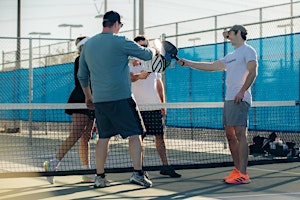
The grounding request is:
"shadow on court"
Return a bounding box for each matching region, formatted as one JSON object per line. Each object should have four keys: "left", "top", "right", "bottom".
{"left": 0, "top": 162, "right": 299, "bottom": 200}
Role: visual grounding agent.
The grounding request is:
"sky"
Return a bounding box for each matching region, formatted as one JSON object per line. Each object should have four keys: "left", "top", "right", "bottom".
{"left": 0, "top": 0, "right": 295, "bottom": 40}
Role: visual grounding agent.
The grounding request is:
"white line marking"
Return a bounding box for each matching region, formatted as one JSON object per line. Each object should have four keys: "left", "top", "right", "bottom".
{"left": 217, "top": 192, "right": 300, "bottom": 199}
{"left": 248, "top": 167, "right": 300, "bottom": 175}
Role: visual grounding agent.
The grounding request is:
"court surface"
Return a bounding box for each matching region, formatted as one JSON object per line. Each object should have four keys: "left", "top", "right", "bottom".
{"left": 0, "top": 162, "right": 299, "bottom": 200}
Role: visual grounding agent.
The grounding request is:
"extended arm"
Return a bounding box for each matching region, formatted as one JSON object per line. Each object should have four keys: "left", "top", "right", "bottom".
{"left": 177, "top": 59, "right": 225, "bottom": 71}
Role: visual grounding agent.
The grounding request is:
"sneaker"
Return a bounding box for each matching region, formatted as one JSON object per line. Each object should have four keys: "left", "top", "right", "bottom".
{"left": 43, "top": 160, "right": 59, "bottom": 184}
{"left": 129, "top": 171, "right": 153, "bottom": 188}
{"left": 94, "top": 176, "right": 111, "bottom": 188}
{"left": 81, "top": 174, "right": 95, "bottom": 183}
{"left": 223, "top": 168, "right": 239, "bottom": 181}
{"left": 160, "top": 166, "right": 181, "bottom": 178}
{"left": 144, "top": 171, "right": 150, "bottom": 179}
{"left": 225, "top": 172, "right": 251, "bottom": 185}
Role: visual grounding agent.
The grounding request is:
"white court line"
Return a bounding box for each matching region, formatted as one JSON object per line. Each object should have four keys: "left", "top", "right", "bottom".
{"left": 248, "top": 167, "right": 300, "bottom": 175}
{"left": 215, "top": 192, "right": 300, "bottom": 199}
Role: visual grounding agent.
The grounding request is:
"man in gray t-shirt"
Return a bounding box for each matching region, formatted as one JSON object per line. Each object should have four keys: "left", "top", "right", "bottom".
{"left": 78, "top": 11, "right": 157, "bottom": 189}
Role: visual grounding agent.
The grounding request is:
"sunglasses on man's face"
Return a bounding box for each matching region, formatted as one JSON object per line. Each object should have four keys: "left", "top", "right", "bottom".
{"left": 119, "top": 22, "right": 123, "bottom": 28}
{"left": 141, "top": 44, "right": 148, "bottom": 48}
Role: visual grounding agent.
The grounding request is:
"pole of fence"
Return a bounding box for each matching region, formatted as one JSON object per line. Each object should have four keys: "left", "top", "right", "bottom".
{"left": 175, "top": 23, "right": 178, "bottom": 47}
{"left": 28, "top": 38, "right": 33, "bottom": 146}
{"left": 290, "top": 0, "right": 294, "bottom": 33}
{"left": 1, "top": 51, "right": 4, "bottom": 71}
{"left": 214, "top": 16, "right": 218, "bottom": 60}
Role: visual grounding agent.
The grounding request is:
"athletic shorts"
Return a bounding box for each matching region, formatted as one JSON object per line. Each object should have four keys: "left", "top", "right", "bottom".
{"left": 94, "top": 98, "right": 145, "bottom": 139}
{"left": 141, "top": 110, "right": 164, "bottom": 138}
{"left": 223, "top": 100, "right": 250, "bottom": 127}
{"left": 65, "top": 86, "right": 95, "bottom": 119}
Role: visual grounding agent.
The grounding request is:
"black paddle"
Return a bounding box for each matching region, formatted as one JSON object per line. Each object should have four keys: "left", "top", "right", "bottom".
{"left": 162, "top": 40, "right": 184, "bottom": 65}
{"left": 162, "top": 40, "right": 180, "bottom": 60}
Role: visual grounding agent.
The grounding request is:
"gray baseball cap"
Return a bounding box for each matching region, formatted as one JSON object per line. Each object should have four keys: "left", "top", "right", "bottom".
{"left": 223, "top": 25, "right": 247, "bottom": 39}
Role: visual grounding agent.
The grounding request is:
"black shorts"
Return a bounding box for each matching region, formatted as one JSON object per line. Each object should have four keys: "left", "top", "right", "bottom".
{"left": 141, "top": 110, "right": 164, "bottom": 137}
{"left": 65, "top": 87, "right": 94, "bottom": 119}
{"left": 94, "top": 98, "right": 144, "bottom": 139}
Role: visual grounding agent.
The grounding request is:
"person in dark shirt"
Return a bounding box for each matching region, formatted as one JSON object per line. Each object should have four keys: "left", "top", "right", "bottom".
{"left": 43, "top": 36, "right": 95, "bottom": 184}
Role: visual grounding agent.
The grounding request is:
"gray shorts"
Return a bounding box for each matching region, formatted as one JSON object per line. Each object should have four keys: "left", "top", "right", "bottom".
{"left": 94, "top": 98, "right": 144, "bottom": 139}
{"left": 223, "top": 100, "right": 250, "bottom": 127}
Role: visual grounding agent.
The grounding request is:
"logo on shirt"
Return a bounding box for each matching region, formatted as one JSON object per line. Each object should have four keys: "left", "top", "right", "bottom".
{"left": 225, "top": 59, "right": 236, "bottom": 64}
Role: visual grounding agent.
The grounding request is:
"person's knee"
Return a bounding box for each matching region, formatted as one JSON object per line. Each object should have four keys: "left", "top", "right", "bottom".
{"left": 234, "top": 127, "right": 247, "bottom": 141}
{"left": 225, "top": 131, "right": 236, "bottom": 141}
{"left": 128, "top": 135, "right": 140, "bottom": 144}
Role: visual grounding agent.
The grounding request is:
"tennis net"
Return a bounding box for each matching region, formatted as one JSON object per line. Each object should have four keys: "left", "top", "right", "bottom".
{"left": 0, "top": 101, "right": 299, "bottom": 178}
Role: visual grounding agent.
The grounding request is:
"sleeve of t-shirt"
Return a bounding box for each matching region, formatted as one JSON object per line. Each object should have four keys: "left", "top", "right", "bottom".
{"left": 120, "top": 36, "right": 154, "bottom": 61}
{"left": 245, "top": 46, "right": 257, "bottom": 64}
{"left": 156, "top": 73, "right": 162, "bottom": 80}
{"left": 219, "top": 54, "right": 229, "bottom": 67}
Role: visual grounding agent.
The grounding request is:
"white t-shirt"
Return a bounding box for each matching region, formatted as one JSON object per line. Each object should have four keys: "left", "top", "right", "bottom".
{"left": 129, "top": 60, "right": 162, "bottom": 105}
{"left": 220, "top": 44, "right": 257, "bottom": 105}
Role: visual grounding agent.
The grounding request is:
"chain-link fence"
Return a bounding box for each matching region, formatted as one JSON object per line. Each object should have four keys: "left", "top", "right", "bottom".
{"left": 0, "top": 38, "right": 76, "bottom": 71}
{"left": 122, "top": 1, "right": 300, "bottom": 47}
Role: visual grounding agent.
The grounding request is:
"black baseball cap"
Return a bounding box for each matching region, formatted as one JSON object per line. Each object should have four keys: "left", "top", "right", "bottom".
{"left": 223, "top": 25, "right": 247, "bottom": 39}
{"left": 103, "top": 11, "right": 121, "bottom": 24}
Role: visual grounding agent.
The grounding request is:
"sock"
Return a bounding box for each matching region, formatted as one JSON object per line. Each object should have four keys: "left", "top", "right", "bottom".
{"left": 97, "top": 173, "right": 105, "bottom": 178}
{"left": 240, "top": 172, "right": 248, "bottom": 176}
{"left": 134, "top": 170, "right": 143, "bottom": 176}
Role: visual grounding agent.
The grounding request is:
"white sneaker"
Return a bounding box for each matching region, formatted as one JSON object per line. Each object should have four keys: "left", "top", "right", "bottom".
{"left": 94, "top": 176, "right": 111, "bottom": 188}
{"left": 81, "top": 174, "right": 95, "bottom": 183}
{"left": 43, "top": 160, "right": 58, "bottom": 184}
{"left": 129, "top": 171, "right": 152, "bottom": 188}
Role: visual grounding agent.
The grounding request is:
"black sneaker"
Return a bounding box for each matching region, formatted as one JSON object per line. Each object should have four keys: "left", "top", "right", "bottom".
{"left": 160, "top": 166, "right": 181, "bottom": 178}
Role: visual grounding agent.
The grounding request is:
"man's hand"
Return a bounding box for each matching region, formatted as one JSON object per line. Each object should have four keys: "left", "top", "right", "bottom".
{"left": 177, "top": 59, "right": 187, "bottom": 67}
{"left": 85, "top": 96, "right": 94, "bottom": 110}
{"left": 138, "top": 71, "right": 150, "bottom": 79}
{"left": 234, "top": 91, "right": 245, "bottom": 103}
{"left": 161, "top": 108, "right": 166, "bottom": 117}
{"left": 153, "top": 47, "right": 160, "bottom": 56}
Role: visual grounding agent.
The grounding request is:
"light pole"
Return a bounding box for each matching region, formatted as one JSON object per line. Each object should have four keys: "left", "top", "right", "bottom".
{"left": 95, "top": 0, "right": 107, "bottom": 18}
{"left": 58, "top": 24, "right": 83, "bottom": 40}
{"left": 94, "top": 0, "right": 136, "bottom": 38}
{"left": 58, "top": 24, "right": 83, "bottom": 53}
{"left": 188, "top": 37, "right": 201, "bottom": 47}
{"left": 28, "top": 32, "right": 51, "bottom": 64}
{"left": 188, "top": 37, "right": 201, "bottom": 58}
